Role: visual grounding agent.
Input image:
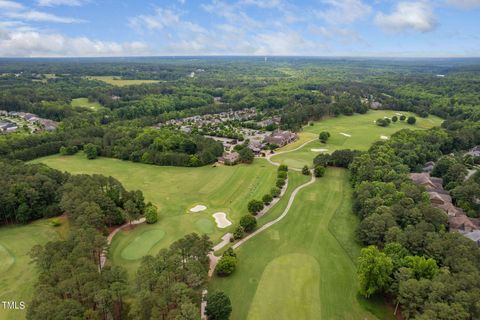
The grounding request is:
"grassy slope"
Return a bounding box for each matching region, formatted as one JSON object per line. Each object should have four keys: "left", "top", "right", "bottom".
{"left": 87, "top": 76, "right": 160, "bottom": 86}
{"left": 209, "top": 168, "right": 393, "bottom": 320}
{"left": 71, "top": 98, "right": 103, "bottom": 111}
{"left": 271, "top": 110, "right": 443, "bottom": 169}
{"left": 0, "top": 217, "right": 69, "bottom": 320}
{"left": 34, "top": 154, "right": 277, "bottom": 275}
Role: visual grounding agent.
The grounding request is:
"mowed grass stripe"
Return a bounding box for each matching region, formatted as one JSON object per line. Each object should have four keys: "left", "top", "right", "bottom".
{"left": 210, "top": 168, "right": 393, "bottom": 320}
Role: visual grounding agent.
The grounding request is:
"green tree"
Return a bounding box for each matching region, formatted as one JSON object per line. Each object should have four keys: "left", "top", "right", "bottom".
{"left": 247, "top": 200, "right": 264, "bottom": 215}
{"left": 278, "top": 164, "right": 289, "bottom": 172}
{"left": 262, "top": 194, "right": 273, "bottom": 205}
{"left": 240, "top": 215, "right": 257, "bottom": 232}
{"left": 314, "top": 165, "right": 325, "bottom": 177}
{"left": 407, "top": 116, "right": 417, "bottom": 125}
{"left": 302, "top": 165, "right": 310, "bottom": 175}
{"left": 392, "top": 115, "right": 398, "bottom": 123}
{"left": 233, "top": 225, "right": 245, "bottom": 239}
{"left": 216, "top": 255, "right": 237, "bottom": 276}
{"left": 319, "top": 131, "right": 330, "bottom": 143}
{"left": 400, "top": 115, "right": 406, "bottom": 121}
{"left": 84, "top": 143, "right": 99, "bottom": 160}
{"left": 270, "top": 187, "right": 281, "bottom": 198}
{"left": 239, "top": 147, "right": 254, "bottom": 164}
{"left": 144, "top": 203, "right": 158, "bottom": 224}
{"left": 357, "top": 246, "right": 393, "bottom": 298}
{"left": 125, "top": 199, "right": 141, "bottom": 224}
{"left": 206, "top": 292, "right": 232, "bottom": 320}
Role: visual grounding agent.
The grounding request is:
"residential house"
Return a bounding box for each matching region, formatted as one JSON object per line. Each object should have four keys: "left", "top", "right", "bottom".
{"left": 466, "top": 146, "right": 480, "bottom": 157}
{"left": 422, "top": 161, "right": 435, "bottom": 173}
{"left": 264, "top": 130, "right": 298, "bottom": 147}
{"left": 218, "top": 152, "right": 240, "bottom": 165}
{"left": 463, "top": 230, "right": 480, "bottom": 245}
{"left": 0, "top": 122, "right": 18, "bottom": 133}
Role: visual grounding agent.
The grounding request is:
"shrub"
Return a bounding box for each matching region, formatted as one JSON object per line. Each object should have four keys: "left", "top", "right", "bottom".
{"left": 233, "top": 225, "right": 245, "bottom": 239}
{"left": 407, "top": 116, "right": 417, "bottom": 125}
{"left": 314, "top": 165, "right": 326, "bottom": 177}
{"left": 270, "top": 187, "right": 281, "bottom": 198}
{"left": 206, "top": 292, "right": 232, "bottom": 320}
{"left": 216, "top": 255, "right": 237, "bottom": 276}
{"left": 302, "top": 165, "right": 310, "bottom": 175}
{"left": 84, "top": 143, "right": 99, "bottom": 160}
{"left": 277, "top": 171, "right": 287, "bottom": 180}
{"left": 240, "top": 215, "right": 257, "bottom": 232}
{"left": 278, "top": 164, "right": 289, "bottom": 172}
{"left": 319, "top": 131, "right": 330, "bottom": 143}
{"left": 400, "top": 115, "right": 406, "bottom": 121}
{"left": 224, "top": 247, "right": 237, "bottom": 258}
{"left": 145, "top": 203, "right": 158, "bottom": 224}
{"left": 60, "top": 145, "right": 78, "bottom": 156}
{"left": 248, "top": 200, "right": 264, "bottom": 215}
{"left": 262, "top": 194, "right": 273, "bottom": 205}
{"left": 391, "top": 116, "right": 398, "bottom": 123}
{"left": 276, "top": 178, "right": 286, "bottom": 188}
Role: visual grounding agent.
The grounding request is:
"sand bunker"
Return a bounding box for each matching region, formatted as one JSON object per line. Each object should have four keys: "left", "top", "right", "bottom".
{"left": 380, "top": 136, "right": 389, "bottom": 140}
{"left": 190, "top": 205, "right": 207, "bottom": 213}
{"left": 340, "top": 132, "right": 352, "bottom": 137}
{"left": 212, "top": 212, "right": 232, "bottom": 228}
{"left": 396, "top": 113, "right": 403, "bottom": 116}
{"left": 311, "top": 148, "right": 329, "bottom": 152}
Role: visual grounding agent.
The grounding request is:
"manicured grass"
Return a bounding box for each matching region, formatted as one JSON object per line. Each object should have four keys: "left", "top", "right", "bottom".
{"left": 209, "top": 168, "right": 394, "bottom": 320}
{"left": 271, "top": 110, "right": 443, "bottom": 169}
{"left": 87, "top": 76, "right": 160, "bottom": 86}
{"left": 34, "top": 154, "right": 277, "bottom": 275}
{"left": 0, "top": 217, "right": 69, "bottom": 320}
{"left": 71, "top": 98, "right": 104, "bottom": 111}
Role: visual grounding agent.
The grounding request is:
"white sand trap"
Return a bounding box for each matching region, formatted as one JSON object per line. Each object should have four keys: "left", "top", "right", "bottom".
{"left": 311, "top": 148, "right": 329, "bottom": 152}
{"left": 380, "top": 135, "right": 389, "bottom": 140}
{"left": 190, "top": 205, "right": 207, "bottom": 213}
{"left": 212, "top": 212, "right": 232, "bottom": 229}
{"left": 396, "top": 113, "right": 403, "bottom": 116}
{"left": 340, "top": 132, "right": 352, "bottom": 137}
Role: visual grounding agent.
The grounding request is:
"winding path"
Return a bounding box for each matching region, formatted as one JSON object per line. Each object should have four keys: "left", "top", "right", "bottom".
{"left": 232, "top": 172, "right": 316, "bottom": 249}
{"left": 265, "top": 138, "right": 318, "bottom": 170}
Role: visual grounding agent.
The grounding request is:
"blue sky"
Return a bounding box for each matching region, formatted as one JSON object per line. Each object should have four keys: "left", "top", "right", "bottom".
{"left": 0, "top": 0, "right": 479, "bottom": 57}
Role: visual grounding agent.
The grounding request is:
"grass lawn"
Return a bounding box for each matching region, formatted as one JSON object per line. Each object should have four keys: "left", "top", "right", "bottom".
{"left": 209, "top": 168, "right": 394, "bottom": 320}
{"left": 71, "top": 97, "right": 104, "bottom": 111}
{"left": 34, "top": 154, "right": 277, "bottom": 275}
{"left": 271, "top": 110, "right": 443, "bottom": 169}
{"left": 87, "top": 76, "right": 160, "bottom": 86}
{"left": 0, "top": 216, "right": 69, "bottom": 320}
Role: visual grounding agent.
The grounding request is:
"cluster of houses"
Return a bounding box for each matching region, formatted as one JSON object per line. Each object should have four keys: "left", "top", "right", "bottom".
{"left": 217, "top": 130, "right": 298, "bottom": 165}
{"left": 0, "top": 110, "right": 58, "bottom": 133}
{"left": 410, "top": 167, "right": 480, "bottom": 245}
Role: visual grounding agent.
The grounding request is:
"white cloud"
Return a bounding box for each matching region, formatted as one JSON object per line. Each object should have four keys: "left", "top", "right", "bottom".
{"left": 5, "top": 10, "right": 85, "bottom": 23}
{"left": 240, "top": 0, "right": 282, "bottom": 8}
{"left": 446, "top": 0, "right": 480, "bottom": 8}
{"left": 316, "top": 0, "right": 372, "bottom": 24}
{"left": 129, "top": 8, "right": 182, "bottom": 30}
{"left": 375, "top": 2, "right": 437, "bottom": 32}
{"left": 37, "top": 0, "right": 89, "bottom": 6}
{"left": 0, "top": 0, "right": 24, "bottom": 10}
{"left": 0, "top": 29, "right": 149, "bottom": 57}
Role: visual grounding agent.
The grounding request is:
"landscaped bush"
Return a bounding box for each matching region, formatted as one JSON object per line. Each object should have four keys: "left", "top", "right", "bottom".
{"left": 59, "top": 145, "right": 78, "bottom": 156}
{"left": 247, "top": 200, "right": 264, "bottom": 215}
{"left": 145, "top": 203, "right": 158, "bottom": 224}
{"left": 277, "top": 171, "right": 287, "bottom": 180}
{"left": 270, "top": 187, "right": 281, "bottom": 198}
{"left": 240, "top": 215, "right": 257, "bottom": 232}
{"left": 262, "top": 194, "right": 273, "bottom": 205}
{"left": 215, "top": 255, "right": 237, "bottom": 276}
{"left": 302, "top": 165, "right": 310, "bottom": 175}
{"left": 233, "top": 225, "right": 245, "bottom": 239}
{"left": 314, "top": 165, "right": 326, "bottom": 177}
{"left": 276, "top": 178, "right": 286, "bottom": 188}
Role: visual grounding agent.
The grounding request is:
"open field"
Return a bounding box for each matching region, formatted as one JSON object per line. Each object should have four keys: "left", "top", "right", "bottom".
{"left": 210, "top": 168, "right": 393, "bottom": 320}
{"left": 71, "top": 98, "right": 104, "bottom": 111}
{"left": 87, "top": 76, "right": 160, "bottom": 86}
{"left": 0, "top": 217, "right": 69, "bottom": 320}
{"left": 271, "top": 110, "right": 443, "bottom": 169}
{"left": 34, "top": 154, "right": 278, "bottom": 274}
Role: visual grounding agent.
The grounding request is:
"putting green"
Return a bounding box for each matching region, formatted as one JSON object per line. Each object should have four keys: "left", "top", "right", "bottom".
{"left": 34, "top": 155, "right": 277, "bottom": 275}
{"left": 210, "top": 168, "right": 393, "bottom": 320}
{"left": 247, "top": 254, "right": 321, "bottom": 320}
{"left": 195, "top": 217, "right": 215, "bottom": 234}
{"left": 121, "top": 229, "right": 166, "bottom": 260}
{"left": 271, "top": 111, "right": 443, "bottom": 169}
